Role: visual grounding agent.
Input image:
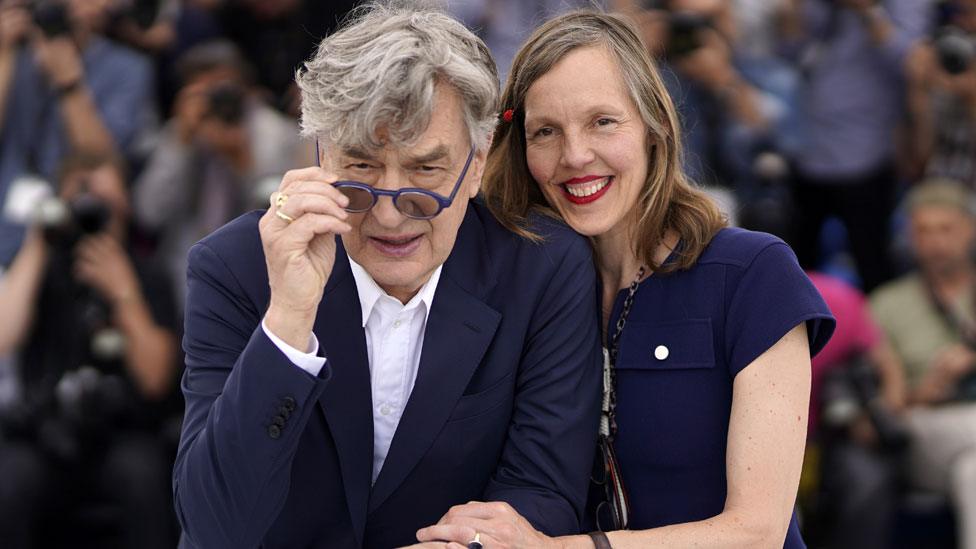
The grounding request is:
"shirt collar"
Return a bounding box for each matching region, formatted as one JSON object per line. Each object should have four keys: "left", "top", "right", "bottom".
{"left": 348, "top": 258, "right": 442, "bottom": 328}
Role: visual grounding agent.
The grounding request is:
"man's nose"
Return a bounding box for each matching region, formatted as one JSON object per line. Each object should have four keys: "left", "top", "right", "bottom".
{"left": 370, "top": 170, "right": 409, "bottom": 228}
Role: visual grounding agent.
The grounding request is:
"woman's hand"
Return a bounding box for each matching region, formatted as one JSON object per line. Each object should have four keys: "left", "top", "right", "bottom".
{"left": 416, "top": 501, "right": 557, "bottom": 549}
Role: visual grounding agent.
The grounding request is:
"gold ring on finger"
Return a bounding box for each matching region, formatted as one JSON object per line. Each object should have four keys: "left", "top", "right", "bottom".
{"left": 275, "top": 193, "right": 289, "bottom": 210}
{"left": 275, "top": 210, "right": 295, "bottom": 223}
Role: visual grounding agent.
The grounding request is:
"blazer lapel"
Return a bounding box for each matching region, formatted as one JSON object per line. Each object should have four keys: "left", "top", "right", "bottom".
{"left": 368, "top": 206, "right": 501, "bottom": 512}
{"left": 315, "top": 239, "right": 373, "bottom": 547}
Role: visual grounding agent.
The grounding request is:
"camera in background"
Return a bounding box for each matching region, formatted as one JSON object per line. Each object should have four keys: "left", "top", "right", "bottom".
{"left": 666, "top": 12, "right": 711, "bottom": 59}
{"left": 30, "top": 0, "right": 71, "bottom": 38}
{"left": 934, "top": 26, "right": 976, "bottom": 74}
{"left": 3, "top": 173, "right": 112, "bottom": 249}
{"left": 206, "top": 82, "right": 246, "bottom": 125}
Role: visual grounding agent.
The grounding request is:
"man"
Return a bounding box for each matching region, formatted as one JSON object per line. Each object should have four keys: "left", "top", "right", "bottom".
{"left": 0, "top": 151, "right": 180, "bottom": 548}
{"left": 785, "top": 0, "right": 930, "bottom": 291}
{"left": 870, "top": 179, "right": 976, "bottom": 549}
{"left": 134, "top": 40, "right": 306, "bottom": 307}
{"left": 905, "top": 0, "right": 976, "bottom": 188}
{"left": 0, "top": 0, "right": 155, "bottom": 262}
{"left": 173, "top": 5, "right": 601, "bottom": 549}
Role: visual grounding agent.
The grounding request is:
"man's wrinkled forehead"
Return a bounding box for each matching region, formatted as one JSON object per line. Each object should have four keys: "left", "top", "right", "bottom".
{"left": 339, "top": 143, "right": 453, "bottom": 164}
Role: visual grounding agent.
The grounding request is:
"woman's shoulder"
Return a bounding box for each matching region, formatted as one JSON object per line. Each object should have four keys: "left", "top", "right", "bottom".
{"left": 694, "top": 227, "right": 793, "bottom": 271}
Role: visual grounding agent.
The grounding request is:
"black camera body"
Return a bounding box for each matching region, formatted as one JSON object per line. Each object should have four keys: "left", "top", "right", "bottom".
{"left": 31, "top": 0, "right": 71, "bottom": 38}
{"left": 934, "top": 26, "right": 976, "bottom": 75}
{"left": 39, "top": 192, "right": 112, "bottom": 250}
{"left": 666, "top": 12, "right": 711, "bottom": 59}
{"left": 206, "top": 83, "right": 247, "bottom": 125}
{"left": 820, "top": 357, "right": 910, "bottom": 452}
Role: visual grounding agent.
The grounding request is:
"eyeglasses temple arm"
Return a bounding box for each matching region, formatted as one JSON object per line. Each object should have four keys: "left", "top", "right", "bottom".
{"left": 447, "top": 146, "right": 476, "bottom": 202}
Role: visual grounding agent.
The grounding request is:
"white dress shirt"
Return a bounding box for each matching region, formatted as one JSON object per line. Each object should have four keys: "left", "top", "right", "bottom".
{"left": 262, "top": 259, "right": 442, "bottom": 484}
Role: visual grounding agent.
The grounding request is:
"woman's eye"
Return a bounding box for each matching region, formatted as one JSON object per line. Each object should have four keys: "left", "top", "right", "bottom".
{"left": 596, "top": 117, "right": 616, "bottom": 127}
{"left": 417, "top": 165, "right": 439, "bottom": 173}
{"left": 349, "top": 163, "right": 372, "bottom": 170}
{"left": 533, "top": 127, "right": 554, "bottom": 138}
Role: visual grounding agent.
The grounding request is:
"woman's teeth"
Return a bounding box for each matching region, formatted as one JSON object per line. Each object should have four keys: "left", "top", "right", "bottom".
{"left": 565, "top": 177, "right": 610, "bottom": 198}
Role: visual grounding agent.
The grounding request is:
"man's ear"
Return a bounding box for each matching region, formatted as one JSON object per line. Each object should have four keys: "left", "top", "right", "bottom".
{"left": 468, "top": 132, "right": 494, "bottom": 198}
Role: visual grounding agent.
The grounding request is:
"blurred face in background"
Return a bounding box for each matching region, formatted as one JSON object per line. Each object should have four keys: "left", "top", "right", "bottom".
{"left": 67, "top": 0, "right": 113, "bottom": 33}
{"left": 60, "top": 162, "right": 131, "bottom": 236}
{"left": 951, "top": 0, "right": 976, "bottom": 33}
{"left": 523, "top": 46, "right": 649, "bottom": 239}
{"left": 910, "top": 204, "right": 976, "bottom": 278}
{"left": 668, "top": 0, "right": 723, "bottom": 15}
{"left": 241, "top": 0, "right": 301, "bottom": 20}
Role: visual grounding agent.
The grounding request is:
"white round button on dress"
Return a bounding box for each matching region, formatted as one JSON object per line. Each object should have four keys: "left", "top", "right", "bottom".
{"left": 654, "top": 345, "right": 670, "bottom": 361}
{"left": 379, "top": 404, "right": 392, "bottom": 416}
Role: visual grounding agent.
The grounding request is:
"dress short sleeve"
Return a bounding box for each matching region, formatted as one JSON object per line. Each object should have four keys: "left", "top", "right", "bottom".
{"left": 725, "top": 242, "right": 835, "bottom": 377}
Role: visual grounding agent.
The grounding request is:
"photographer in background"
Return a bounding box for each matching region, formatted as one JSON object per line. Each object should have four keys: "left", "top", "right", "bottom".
{"left": 870, "top": 179, "right": 976, "bottom": 549}
{"left": 784, "top": 0, "right": 930, "bottom": 292}
{"left": 0, "top": 151, "right": 178, "bottom": 549}
{"left": 634, "top": 0, "right": 794, "bottom": 193}
{"left": 0, "top": 0, "right": 156, "bottom": 269}
{"left": 133, "top": 40, "right": 305, "bottom": 307}
{"left": 804, "top": 274, "right": 908, "bottom": 549}
{"left": 906, "top": 0, "right": 976, "bottom": 189}
{"left": 0, "top": 0, "right": 155, "bottom": 189}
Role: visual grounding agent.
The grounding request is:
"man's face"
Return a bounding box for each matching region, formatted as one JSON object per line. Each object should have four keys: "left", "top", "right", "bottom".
{"left": 910, "top": 204, "right": 976, "bottom": 277}
{"left": 321, "top": 84, "right": 487, "bottom": 303}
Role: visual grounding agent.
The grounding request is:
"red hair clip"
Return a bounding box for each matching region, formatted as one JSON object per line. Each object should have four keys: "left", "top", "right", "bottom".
{"left": 502, "top": 109, "right": 514, "bottom": 122}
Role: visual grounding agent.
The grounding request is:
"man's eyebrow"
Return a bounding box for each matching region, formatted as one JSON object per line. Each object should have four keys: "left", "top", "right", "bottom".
{"left": 407, "top": 145, "right": 451, "bottom": 165}
{"left": 341, "top": 147, "right": 374, "bottom": 160}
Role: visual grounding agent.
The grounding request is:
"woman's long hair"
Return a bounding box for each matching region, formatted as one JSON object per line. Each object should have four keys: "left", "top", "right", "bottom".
{"left": 482, "top": 10, "right": 726, "bottom": 273}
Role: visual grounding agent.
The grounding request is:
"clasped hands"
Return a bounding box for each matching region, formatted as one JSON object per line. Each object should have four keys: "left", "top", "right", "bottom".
{"left": 398, "top": 501, "right": 556, "bottom": 549}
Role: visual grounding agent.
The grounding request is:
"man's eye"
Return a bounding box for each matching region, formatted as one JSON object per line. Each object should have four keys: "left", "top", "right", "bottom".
{"left": 596, "top": 117, "right": 616, "bottom": 127}
{"left": 533, "top": 127, "right": 553, "bottom": 138}
{"left": 417, "top": 165, "right": 440, "bottom": 173}
{"left": 349, "top": 163, "right": 372, "bottom": 170}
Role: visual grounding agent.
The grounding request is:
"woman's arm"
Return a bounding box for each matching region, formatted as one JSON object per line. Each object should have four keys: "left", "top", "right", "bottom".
{"left": 601, "top": 323, "right": 811, "bottom": 549}
{"left": 417, "top": 324, "right": 812, "bottom": 549}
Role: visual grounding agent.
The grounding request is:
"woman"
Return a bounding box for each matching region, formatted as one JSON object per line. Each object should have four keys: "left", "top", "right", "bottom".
{"left": 415, "top": 10, "right": 835, "bottom": 549}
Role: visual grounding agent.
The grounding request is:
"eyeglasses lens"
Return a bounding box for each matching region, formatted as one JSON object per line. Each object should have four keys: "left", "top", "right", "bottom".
{"left": 337, "top": 186, "right": 374, "bottom": 212}
{"left": 395, "top": 192, "right": 441, "bottom": 219}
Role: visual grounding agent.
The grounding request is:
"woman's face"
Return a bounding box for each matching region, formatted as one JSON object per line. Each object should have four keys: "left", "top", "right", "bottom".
{"left": 523, "top": 46, "right": 649, "bottom": 238}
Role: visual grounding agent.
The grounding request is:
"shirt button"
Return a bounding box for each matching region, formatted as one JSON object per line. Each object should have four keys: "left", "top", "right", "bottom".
{"left": 654, "top": 345, "right": 670, "bottom": 361}
{"left": 393, "top": 319, "right": 402, "bottom": 329}
{"left": 379, "top": 404, "right": 392, "bottom": 416}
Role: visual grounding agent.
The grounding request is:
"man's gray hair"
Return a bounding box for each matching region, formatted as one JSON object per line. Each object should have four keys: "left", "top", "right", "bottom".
{"left": 296, "top": 2, "right": 499, "bottom": 153}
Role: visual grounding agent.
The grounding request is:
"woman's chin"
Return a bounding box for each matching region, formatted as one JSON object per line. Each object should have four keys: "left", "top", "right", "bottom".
{"left": 559, "top": 212, "right": 617, "bottom": 238}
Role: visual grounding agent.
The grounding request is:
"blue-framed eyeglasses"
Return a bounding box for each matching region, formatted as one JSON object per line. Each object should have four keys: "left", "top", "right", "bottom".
{"left": 316, "top": 142, "right": 475, "bottom": 220}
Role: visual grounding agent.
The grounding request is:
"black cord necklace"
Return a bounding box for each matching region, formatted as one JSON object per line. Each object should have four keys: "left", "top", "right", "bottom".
{"left": 602, "top": 265, "right": 646, "bottom": 442}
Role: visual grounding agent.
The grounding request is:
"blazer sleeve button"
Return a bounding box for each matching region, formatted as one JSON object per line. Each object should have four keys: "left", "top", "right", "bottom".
{"left": 272, "top": 415, "right": 286, "bottom": 427}
{"left": 268, "top": 424, "right": 282, "bottom": 439}
{"left": 282, "top": 396, "right": 297, "bottom": 412}
{"left": 278, "top": 406, "right": 292, "bottom": 419}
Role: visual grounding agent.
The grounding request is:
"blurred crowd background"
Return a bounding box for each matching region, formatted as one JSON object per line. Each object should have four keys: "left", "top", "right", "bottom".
{"left": 0, "top": 0, "right": 975, "bottom": 547}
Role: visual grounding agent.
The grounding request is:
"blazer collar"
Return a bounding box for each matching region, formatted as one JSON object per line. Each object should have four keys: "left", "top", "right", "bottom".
{"left": 368, "top": 203, "right": 502, "bottom": 511}
{"left": 316, "top": 204, "right": 502, "bottom": 529}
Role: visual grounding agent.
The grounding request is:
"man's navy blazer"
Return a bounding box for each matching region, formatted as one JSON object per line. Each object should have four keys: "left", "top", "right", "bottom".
{"left": 173, "top": 200, "right": 602, "bottom": 548}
